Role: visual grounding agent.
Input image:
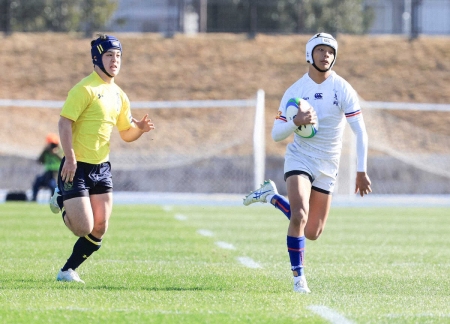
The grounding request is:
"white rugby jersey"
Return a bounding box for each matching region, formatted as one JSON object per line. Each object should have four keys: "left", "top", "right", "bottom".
{"left": 272, "top": 71, "right": 367, "bottom": 170}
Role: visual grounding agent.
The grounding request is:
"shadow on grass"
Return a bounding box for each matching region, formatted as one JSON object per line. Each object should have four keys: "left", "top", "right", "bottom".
{"left": 92, "top": 285, "right": 211, "bottom": 291}
{"left": 1, "top": 279, "right": 213, "bottom": 292}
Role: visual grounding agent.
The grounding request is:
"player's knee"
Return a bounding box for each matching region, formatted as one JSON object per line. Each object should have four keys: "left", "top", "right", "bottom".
{"left": 93, "top": 221, "right": 108, "bottom": 237}
{"left": 92, "top": 227, "right": 107, "bottom": 238}
{"left": 305, "top": 228, "right": 323, "bottom": 241}
{"left": 72, "top": 229, "right": 91, "bottom": 237}
{"left": 290, "top": 209, "right": 308, "bottom": 227}
{"left": 71, "top": 224, "right": 94, "bottom": 237}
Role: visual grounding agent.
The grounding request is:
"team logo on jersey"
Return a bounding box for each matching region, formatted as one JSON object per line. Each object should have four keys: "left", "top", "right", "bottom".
{"left": 333, "top": 91, "right": 338, "bottom": 106}
{"left": 97, "top": 93, "right": 103, "bottom": 99}
{"left": 63, "top": 181, "right": 73, "bottom": 191}
{"left": 314, "top": 93, "right": 323, "bottom": 99}
{"left": 276, "top": 110, "right": 287, "bottom": 122}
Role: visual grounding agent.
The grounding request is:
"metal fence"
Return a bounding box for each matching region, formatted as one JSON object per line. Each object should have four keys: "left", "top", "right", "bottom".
{"left": 366, "top": 0, "right": 450, "bottom": 36}
{"left": 2, "top": 0, "right": 449, "bottom": 36}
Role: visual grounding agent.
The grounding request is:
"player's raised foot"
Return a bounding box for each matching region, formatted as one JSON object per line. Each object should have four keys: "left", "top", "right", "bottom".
{"left": 293, "top": 275, "right": 311, "bottom": 293}
{"left": 243, "top": 179, "right": 278, "bottom": 206}
{"left": 57, "top": 268, "right": 85, "bottom": 284}
{"left": 49, "top": 187, "right": 61, "bottom": 214}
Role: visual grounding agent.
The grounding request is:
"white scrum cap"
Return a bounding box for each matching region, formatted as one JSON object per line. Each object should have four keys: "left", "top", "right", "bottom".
{"left": 305, "top": 33, "right": 338, "bottom": 70}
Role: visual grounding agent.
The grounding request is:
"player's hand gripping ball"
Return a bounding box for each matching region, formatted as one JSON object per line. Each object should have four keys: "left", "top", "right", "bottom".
{"left": 285, "top": 98, "right": 319, "bottom": 138}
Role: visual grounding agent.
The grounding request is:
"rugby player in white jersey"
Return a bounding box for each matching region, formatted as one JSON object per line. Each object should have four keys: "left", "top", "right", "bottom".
{"left": 243, "top": 33, "right": 372, "bottom": 293}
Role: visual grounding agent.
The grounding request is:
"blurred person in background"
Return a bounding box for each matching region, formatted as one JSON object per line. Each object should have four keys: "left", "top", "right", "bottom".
{"left": 50, "top": 34, "right": 155, "bottom": 284}
{"left": 31, "top": 133, "right": 63, "bottom": 202}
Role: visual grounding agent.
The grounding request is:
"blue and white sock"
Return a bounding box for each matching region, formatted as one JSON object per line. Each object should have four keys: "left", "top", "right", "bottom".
{"left": 287, "top": 235, "right": 305, "bottom": 277}
{"left": 267, "top": 194, "right": 291, "bottom": 219}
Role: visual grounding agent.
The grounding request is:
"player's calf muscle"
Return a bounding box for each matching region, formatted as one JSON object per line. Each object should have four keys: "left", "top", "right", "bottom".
{"left": 64, "top": 203, "right": 94, "bottom": 236}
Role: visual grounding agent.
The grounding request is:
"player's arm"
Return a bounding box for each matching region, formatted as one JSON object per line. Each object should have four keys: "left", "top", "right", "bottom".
{"left": 272, "top": 117, "right": 298, "bottom": 142}
{"left": 348, "top": 118, "right": 372, "bottom": 196}
{"left": 272, "top": 103, "right": 316, "bottom": 142}
{"left": 37, "top": 149, "right": 47, "bottom": 164}
{"left": 58, "top": 116, "right": 77, "bottom": 183}
{"left": 119, "top": 114, "right": 155, "bottom": 142}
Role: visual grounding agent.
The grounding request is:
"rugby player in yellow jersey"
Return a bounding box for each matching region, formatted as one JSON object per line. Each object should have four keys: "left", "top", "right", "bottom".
{"left": 50, "top": 34, "right": 155, "bottom": 283}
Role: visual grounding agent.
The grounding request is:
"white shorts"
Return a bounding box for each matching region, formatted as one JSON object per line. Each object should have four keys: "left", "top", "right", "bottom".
{"left": 284, "top": 143, "right": 339, "bottom": 194}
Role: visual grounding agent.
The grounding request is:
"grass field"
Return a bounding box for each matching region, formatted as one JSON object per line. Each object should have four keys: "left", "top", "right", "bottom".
{"left": 1, "top": 202, "right": 449, "bottom": 323}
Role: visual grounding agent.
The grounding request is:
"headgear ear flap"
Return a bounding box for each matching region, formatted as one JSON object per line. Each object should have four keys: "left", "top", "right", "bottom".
{"left": 91, "top": 35, "right": 122, "bottom": 77}
{"left": 305, "top": 33, "right": 338, "bottom": 72}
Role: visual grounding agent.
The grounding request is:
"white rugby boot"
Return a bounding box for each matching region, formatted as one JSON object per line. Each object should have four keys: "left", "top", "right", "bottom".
{"left": 49, "top": 187, "right": 61, "bottom": 214}
{"left": 243, "top": 179, "right": 278, "bottom": 206}
{"left": 57, "top": 268, "right": 85, "bottom": 284}
{"left": 293, "top": 275, "right": 311, "bottom": 293}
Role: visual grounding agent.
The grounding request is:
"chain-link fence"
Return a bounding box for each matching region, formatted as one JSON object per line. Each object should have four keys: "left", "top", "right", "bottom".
{"left": 0, "top": 97, "right": 262, "bottom": 196}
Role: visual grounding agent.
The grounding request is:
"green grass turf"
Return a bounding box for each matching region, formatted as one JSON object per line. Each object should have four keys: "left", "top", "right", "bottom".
{"left": 0, "top": 202, "right": 449, "bottom": 323}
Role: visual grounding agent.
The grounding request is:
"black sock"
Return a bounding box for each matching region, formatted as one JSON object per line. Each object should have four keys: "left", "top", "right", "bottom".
{"left": 61, "top": 234, "right": 102, "bottom": 271}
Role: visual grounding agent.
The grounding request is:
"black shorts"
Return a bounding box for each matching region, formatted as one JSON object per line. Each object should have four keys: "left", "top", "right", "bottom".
{"left": 284, "top": 170, "right": 331, "bottom": 195}
{"left": 57, "top": 157, "right": 113, "bottom": 201}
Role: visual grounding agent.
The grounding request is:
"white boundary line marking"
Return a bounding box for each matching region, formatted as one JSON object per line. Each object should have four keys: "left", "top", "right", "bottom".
{"left": 162, "top": 205, "right": 173, "bottom": 212}
{"left": 109, "top": 192, "right": 450, "bottom": 207}
{"left": 174, "top": 214, "right": 187, "bottom": 221}
{"left": 307, "top": 305, "right": 354, "bottom": 324}
{"left": 171, "top": 212, "right": 262, "bottom": 269}
{"left": 237, "top": 256, "right": 261, "bottom": 268}
{"left": 197, "top": 229, "right": 214, "bottom": 237}
{"left": 215, "top": 241, "right": 236, "bottom": 250}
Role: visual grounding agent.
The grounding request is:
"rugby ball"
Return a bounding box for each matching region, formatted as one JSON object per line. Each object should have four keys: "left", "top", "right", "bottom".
{"left": 285, "top": 98, "right": 318, "bottom": 138}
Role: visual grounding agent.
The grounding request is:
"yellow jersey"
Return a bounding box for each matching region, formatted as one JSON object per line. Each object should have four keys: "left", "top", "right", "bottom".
{"left": 61, "top": 71, "right": 132, "bottom": 164}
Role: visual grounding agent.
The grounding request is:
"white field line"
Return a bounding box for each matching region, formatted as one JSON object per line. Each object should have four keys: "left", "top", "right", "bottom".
{"left": 237, "top": 256, "right": 261, "bottom": 269}
{"left": 197, "top": 229, "right": 214, "bottom": 237}
{"left": 307, "top": 305, "right": 354, "bottom": 324}
{"left": 162, "top": 205, "right": 173, "bottom": 212}
{"left": 173, "top": 214, "right": 261, "bottom": 269}
{"left": 110, "top": 192, "right": 450, "bottom": 207}
{"left": 174, "top": 213, "right": 187, "bottom": 221}
{"left": 215, "top": 241, "right": 236, "bottom": 250}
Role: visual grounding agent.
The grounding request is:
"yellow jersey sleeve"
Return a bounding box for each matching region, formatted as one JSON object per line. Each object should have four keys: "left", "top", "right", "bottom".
{"left": 116, "top": 91, "right": 133, "bottom": 132}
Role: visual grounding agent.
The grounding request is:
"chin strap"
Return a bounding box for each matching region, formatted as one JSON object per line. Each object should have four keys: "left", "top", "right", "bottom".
{"left": 99, "top": 66, "right": 113, "bottom": 78}
{"left": 312, "top": 63, "right": 332, "bottom": 73}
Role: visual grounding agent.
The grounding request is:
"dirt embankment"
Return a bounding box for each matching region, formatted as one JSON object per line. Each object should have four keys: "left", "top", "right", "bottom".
{"left": 1, "top": 32, "right": 450, "bottom": 156}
